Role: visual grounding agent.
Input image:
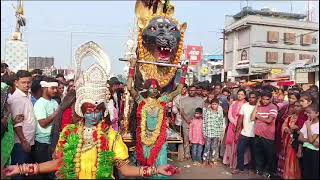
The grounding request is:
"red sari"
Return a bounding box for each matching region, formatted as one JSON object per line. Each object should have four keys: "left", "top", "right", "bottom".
{"left": 281, "top": 115, "right": 301, "bottom": 179}
{"left": 275, "top": 104, "right": 290, "bottom": 176}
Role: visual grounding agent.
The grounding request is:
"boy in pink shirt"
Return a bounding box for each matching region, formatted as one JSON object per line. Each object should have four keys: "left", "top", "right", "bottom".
{"left": 189, "top": 108, "right": 205, "bottom": 165}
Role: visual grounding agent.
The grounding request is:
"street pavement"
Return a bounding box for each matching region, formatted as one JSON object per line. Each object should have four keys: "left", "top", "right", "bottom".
{"left": 170, "top": 158, "right": 264, "bottom": 179}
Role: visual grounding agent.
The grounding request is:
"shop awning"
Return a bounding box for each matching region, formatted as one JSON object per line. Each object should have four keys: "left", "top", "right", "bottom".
{"left": 277, "top": 81, "right": 295, "bottom": 87}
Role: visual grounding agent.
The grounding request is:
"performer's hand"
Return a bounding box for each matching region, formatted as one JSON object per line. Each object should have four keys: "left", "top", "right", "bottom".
{"left": 181, "top": 65, "right": 188, "bottom": 76}
{"left": 157, "top": 165, "right": 181, "bottom": 176}
{"left": 60, "top": 90, "right": 76, "bottom": 111}
{"left": 130, "top": 58, "right": 138, "bottom": 67}
{"left": 3, "top": 165, "right": 20, "bottom": 177}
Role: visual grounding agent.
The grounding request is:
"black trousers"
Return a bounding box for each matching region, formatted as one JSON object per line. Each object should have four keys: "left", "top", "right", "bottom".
{"left": 254, "top": 136, "right": 275, "bottom": 174}
{"left": 32, "top": 141, "right": 54, "bottom": 179}
{"left": 302, "top": 147, "right": 319, "bottom": 179}
{"left": 236, "top": 135, "right": 255, "bottom": 171}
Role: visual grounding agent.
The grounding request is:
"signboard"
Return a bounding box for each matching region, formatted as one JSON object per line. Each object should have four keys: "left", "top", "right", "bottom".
{"left": 296, "top": 66, "right": 319, "bottom": 73}
{"left": 295, "top": 72, "right": 309, "bottom": 84}
{"left": 271, "top": 69, "right": 283, "bottom": 75}
{"left": 185, "top": 45, "right": 203, "bottom": 66}
{"left": 5, "top": 40, "right": 28, "bottom": 72}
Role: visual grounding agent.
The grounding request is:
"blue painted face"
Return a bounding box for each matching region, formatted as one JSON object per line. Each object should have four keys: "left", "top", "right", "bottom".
{"left": 83, "top": 111, "right": 103, "bottom": 126}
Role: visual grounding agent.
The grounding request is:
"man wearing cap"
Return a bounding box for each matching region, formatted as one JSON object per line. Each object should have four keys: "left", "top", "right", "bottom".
{"left": 33, "top": 77, "right": 60, "bottom": 178}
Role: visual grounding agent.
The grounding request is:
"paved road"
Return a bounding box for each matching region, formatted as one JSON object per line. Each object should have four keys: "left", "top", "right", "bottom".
{"left": 170, "top": 159, "right": 264, "bottom": 179}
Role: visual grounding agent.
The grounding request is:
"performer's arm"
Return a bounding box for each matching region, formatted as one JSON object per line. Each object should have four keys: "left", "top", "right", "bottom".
{"left": 127, "top": 58, "right": 138, "bottom": 100}
{"left": 167, "top": 65, "right": 188, "bottom": 101}
{"left": 3, "top": 159, "right": 60, "bottom": 177}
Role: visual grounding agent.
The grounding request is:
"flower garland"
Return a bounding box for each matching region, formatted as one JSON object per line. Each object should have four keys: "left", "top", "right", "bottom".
{"left": 55, "top": 121, "right": 115, "bottom": 179}
{"left": 140, "top": 98, "right": 164, "bottom": 146}
{"left": 136, "top": 100, "right": 167, "bottom": 166}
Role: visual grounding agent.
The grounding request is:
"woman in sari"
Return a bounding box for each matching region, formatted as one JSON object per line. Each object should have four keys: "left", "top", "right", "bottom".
{"left": 281, "top": 102, "right": 302, "bottom": 179}
{"left": 275, "top": 91, "right": 300, "bottom": 177}
{"left": 223, "top": 89, "right": 248, "bottom": 169}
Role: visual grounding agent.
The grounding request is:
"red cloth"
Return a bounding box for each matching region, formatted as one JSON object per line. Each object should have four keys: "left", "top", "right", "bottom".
{"left": 296, "top": 111, "right": 308, "bottom": 129}
{"left": 61, "top": 107, "right": 73, "bottom": 130}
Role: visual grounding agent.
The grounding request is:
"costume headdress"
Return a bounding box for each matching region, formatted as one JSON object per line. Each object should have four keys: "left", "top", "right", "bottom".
{"left": 74, "top": 41, "right": 111, "bottom": 117}
{"left": 135, "top": 0, "right": 186, "bottom": 30}
{"left": 135, "top": 0, "right": 187, "bottom": 88}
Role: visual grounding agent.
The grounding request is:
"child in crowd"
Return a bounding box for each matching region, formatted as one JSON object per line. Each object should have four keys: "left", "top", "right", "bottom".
{"left": 299, "top": 104, "right": 319, "bottom": 179}
{"left": 202, "top": 99, "right": 225, "bottom": 167}
{"left": 189, "top": 107, "right": 205, "bottom": 166}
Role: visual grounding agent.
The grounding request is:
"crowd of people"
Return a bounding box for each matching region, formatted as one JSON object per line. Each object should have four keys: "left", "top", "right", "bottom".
{"left": 169, "top": 79, "right": 319, "bottom": 179}
{"left": 1, "top": 61, "right": 319, "bottom": 179}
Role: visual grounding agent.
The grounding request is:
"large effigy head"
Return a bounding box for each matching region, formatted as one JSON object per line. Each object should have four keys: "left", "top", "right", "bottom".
{"left": 135, "top": 0, "right": 187, "bottom": 88}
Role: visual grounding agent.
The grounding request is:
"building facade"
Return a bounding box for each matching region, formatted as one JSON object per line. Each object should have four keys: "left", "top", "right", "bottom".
{"left": 29, "top": 56, "right": 54, "bottom": 70}
{"left": 200, "top": 54, "right": 223, "bottom": 83}
{"left": 224, "top": 7, "right": 319, "bottom": 82}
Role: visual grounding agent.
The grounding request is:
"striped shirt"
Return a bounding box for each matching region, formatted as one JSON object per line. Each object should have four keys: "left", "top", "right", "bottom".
{"left": 254, "top": 103, "right": 278, "bottom": 140}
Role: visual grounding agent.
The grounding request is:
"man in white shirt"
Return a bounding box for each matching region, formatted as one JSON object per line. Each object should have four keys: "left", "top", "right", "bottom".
{"left": 232, "top": 91, "right": 259, "bottom": 174}
{"left": 8, "top": 70, "right": 36, "bottom": 178}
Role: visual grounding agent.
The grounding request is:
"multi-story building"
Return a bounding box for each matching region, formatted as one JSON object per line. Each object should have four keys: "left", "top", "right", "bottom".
{"left": 224, "top": 7, "right": 319, "bottom": 82}
{"left": 201, "top": 54, "right": 223, "bottom": 83}
{"left": 29, "top": 56, "right": 54, "bottom": 70}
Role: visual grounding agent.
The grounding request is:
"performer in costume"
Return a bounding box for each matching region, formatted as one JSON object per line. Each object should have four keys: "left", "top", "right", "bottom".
{"left": 3, "top": 51, "right": 180, "bottom": 179}
{"left": 127, "top": 58, "right": 187, "bottom": 178}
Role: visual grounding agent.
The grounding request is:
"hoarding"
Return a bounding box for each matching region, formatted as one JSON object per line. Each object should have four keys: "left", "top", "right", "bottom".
{"left": 185, "top": 45, "right": 203, "bottom": 66}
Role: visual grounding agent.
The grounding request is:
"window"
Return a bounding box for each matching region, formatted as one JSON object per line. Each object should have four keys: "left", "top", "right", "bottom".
{"left": 241, "top": 50, "right": 248, "bottom": 61}
{"left": 284, "top": 33, "right": 296, "bottom": 44}
{"left": 283, "top": 53, "right": 295, "bottom": 64}
{"left": 267, "top": 31, "right": 279, "bottom": 43}
{"left": 299, "top": 54, "right": 312, "bottom": 64}
{"left": 300, "top": 34, "right": 312, "bottom": 46}
{"left": 266, "top": 52, "right": 278, "bottom": 64}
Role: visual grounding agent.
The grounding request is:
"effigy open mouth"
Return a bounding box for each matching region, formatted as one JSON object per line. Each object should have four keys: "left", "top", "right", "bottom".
{"left": 154, "top": 46, "right": 174, "bottom": 63}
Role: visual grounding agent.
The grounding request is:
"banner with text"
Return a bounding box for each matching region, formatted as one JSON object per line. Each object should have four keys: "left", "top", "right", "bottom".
{"left": 186, "top": 45, "right": 203, "bottom": 66}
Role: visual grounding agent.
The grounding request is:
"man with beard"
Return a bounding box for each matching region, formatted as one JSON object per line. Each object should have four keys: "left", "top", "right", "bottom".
{"left": 33, "top": 77, "right": 60, "bottom": 178}
{"left": 180, "top": 85, "right": 204, "bottom": 160}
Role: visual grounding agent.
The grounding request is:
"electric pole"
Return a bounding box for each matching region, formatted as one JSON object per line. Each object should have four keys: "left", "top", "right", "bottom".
{"left": 220, "top": 29, "right": 226, "bottom": 82}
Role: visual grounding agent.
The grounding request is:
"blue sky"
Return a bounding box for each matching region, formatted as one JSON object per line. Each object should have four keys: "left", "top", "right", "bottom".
{"left": 1, "top": 1, "right": 314, "bottom": 74}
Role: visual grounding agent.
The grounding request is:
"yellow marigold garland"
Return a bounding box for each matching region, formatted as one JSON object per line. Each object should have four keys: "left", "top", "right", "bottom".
{"left": 140, "top": 98, "right": 164, "bottom": 146}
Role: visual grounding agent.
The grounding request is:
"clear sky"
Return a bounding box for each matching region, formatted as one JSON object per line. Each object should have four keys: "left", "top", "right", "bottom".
{"left": 1, "top": 1, "right": 315, "bottom": 74}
